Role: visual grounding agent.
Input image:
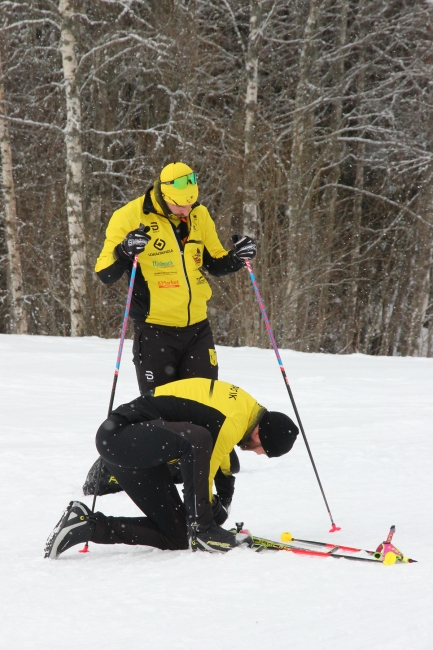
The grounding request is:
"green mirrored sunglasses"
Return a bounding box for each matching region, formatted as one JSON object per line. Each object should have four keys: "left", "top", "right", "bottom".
{"left": 162, "top": 172, "right": 197, "bottom": 189}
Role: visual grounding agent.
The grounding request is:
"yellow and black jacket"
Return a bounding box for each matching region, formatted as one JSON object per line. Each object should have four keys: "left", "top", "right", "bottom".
{"left": 95, "top": 188, "right": 243, "bottom": 326}
{"left": 113, "top": 377, "right": 266, "bottom": 502}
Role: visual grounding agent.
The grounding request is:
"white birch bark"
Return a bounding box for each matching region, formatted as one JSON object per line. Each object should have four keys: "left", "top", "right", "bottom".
{"left": 243, "top": 0, "right": 261, "bottom": 238}
{"left": 0, "top": 49, "right": 28, "bottom": 334}
{"left": 59, "top": 0, "right": 86, "bottom": 336}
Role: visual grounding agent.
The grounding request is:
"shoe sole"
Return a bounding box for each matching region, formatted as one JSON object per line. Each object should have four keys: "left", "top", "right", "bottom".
{"left": 44, "top": 501, "right": 90, "bottom": 559}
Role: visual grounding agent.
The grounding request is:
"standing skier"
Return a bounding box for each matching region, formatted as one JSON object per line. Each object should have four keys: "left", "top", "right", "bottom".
{"left": 45, "top": 378, "right": 298, "bottom": 558}
{"left": 95, "top": 161, "right": 256, "bottom": 394}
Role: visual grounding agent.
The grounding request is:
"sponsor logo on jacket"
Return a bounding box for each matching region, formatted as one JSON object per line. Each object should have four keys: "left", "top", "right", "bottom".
{"left": 153, "top": 238, "right": 166, "bottom": 251}
{"left": 148, "top": 248, "right": 174, "bottom": 257}
{"left": 192, "top": 247, "right": 202, "bottom": 266}
{"left": 157, "top": 280, "right": 180, "bottom": 289}
{"left": 152, "top": 260, "right": 174, "bottom": 268}
{"left": 229, "top": 385, "right": 239, "bottom": 400}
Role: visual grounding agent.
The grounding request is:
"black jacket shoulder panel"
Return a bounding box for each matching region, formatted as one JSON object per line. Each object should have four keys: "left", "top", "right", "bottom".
{"left": 113, "top": 395, "right": 226, "bottom": 448}
{"left": 143, "top": 187, "right": 155, "bottom": 214}
{"left": 112, "top": 395, "right": 162, "bottom": 422}
{"left": 151, "top": 396, "right": 226, "bottom": 447}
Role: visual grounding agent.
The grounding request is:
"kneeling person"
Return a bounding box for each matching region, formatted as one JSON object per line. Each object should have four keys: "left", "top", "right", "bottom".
{"left": 44, "top": 378, "right": 298, "bottom": 558}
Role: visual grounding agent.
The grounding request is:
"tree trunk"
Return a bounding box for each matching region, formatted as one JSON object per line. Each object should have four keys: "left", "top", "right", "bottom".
{"left": 408, "top": 181, "right": 433, "bottom": 356}
{"left": 286, "top": 0, "right": 319, "bottom": 348}
{"left": 314, "top": 0, "right": 348, "bottom": 352}
{"left": 243, "top": 0, "right": 261, "bottom": 239}
{"left": 241, "top": 0, "right": 263, "bottom": 347}
{"left": 346, "top": 0, "right": 367, "bottom": 352}
{"left": 59, "top": 0, "right": 86, "bottom": 336}
{"left": 0, "top": 48, "right": 28, "bottom": 334}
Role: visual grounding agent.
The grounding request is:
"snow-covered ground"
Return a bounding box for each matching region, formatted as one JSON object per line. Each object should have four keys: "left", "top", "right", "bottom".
{"left": 1, "top": 334, "right": 432, "bottom": 649}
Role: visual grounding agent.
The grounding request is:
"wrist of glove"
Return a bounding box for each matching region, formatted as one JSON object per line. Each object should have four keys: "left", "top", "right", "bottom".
{"left": 212, "top": 494, "right": 231, "bottom": 526}
{"left": 231, "top": 233, "right": 257, "bottom": 263}
{"left": 118, "top": 225, "right": 151, "bottom": 259}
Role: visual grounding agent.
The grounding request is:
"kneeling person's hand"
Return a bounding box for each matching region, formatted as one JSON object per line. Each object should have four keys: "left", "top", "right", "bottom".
{"left": 212, "top": 494, "right": 231, "bottom": 525}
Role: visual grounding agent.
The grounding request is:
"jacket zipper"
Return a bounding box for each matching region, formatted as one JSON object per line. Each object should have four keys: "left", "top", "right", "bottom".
{"left": 172, "top": 224, "right": 192, "bottom": 326}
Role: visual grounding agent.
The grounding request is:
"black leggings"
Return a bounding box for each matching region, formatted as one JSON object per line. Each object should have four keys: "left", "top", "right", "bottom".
{"left": 132, "top": 319, "right": 218, "bottom": 394}
{"left": 94, "top": 417, "right": 213, "bottom": 551}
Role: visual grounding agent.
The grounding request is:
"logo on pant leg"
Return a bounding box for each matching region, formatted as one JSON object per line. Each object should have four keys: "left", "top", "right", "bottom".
{"left": 209, "top": 349, "right": 217, "bottom": 366}
{"left": 145, "top": 370, "right": 154, "bottom": 381}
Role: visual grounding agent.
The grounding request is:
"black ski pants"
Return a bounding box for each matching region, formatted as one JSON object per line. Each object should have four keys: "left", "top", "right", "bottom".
{"left": 132, "top": 318, "right": 218, "bottom": 394}
{"left": 93, "top": 416, "right": 213, "bottom": 551}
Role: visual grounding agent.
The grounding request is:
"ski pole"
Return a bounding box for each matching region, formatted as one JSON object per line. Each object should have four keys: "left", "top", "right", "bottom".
{"left": 244, "top": 258, "right": 341, "bottom": 533}
{"left": 80, "top": 253, "right": 139, "bottom": 553}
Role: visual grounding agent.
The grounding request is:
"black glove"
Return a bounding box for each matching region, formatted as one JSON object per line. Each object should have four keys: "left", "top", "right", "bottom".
{"left": 231, "top": 233, "right": 257, "bottom": 263}
{"left": 212, "top": 494, "right": 231, "bottom": 526}
{"left": 118, "top": 225, "right": 151, "bottom": 259}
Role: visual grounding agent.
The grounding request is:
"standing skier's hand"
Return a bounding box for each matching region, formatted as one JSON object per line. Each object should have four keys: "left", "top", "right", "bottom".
{"left": 231, "top": 233, "right": 257, "bottom": 263}
{"left": 118, "top": 225, "right": 151, "bottom": 259}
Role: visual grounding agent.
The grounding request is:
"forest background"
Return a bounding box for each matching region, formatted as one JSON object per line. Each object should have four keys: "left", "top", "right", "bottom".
{"left": 1, "top": 0, "right": 433, "bottom": 356}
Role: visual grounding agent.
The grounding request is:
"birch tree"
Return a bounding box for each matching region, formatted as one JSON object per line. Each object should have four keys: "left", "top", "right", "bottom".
{"left": 243, "top": 0, "right": 261, "bottom": 238}
{"left": 0, "top": 46, "right": 27, "bottom": 334}
{"left": 59, "top": 0, "right": 86, "bottom": 336}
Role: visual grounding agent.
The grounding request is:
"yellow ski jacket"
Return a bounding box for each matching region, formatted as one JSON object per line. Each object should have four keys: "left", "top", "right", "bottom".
{"left": 95, "top": 188, "right": 243, "bottom": 326}
{"left": 114, "top": 378, "right": 266, "bottom": 501}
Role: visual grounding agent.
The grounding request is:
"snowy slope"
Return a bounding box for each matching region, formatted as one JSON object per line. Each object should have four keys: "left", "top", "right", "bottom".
{"left": 0, "top": 334, "right": 432, "bottom": 650}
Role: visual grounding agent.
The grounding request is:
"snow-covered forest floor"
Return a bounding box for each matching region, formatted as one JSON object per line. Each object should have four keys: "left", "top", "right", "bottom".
{"left": 1, "top": 334, "right": 432, "bottom": 649}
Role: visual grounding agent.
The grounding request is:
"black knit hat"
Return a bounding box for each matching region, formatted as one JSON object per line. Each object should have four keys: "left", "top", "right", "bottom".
{"left": 258, "top": 411, "right": 299, "bottom": 458}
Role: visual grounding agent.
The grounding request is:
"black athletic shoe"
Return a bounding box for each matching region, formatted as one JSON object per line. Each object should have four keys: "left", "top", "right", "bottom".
{"left": 82, "top": 458, "right": 124, "bottom": 496}
{"left": 44, "top": 501, "right": 96, "bottom": 559}
{"left": 191, "top": 523, "right": 252, "bottom": 553}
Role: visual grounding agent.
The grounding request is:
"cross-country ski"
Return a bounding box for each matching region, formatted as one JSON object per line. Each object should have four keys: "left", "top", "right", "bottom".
{"left": 246, "top": 526, "right": 417, "bottom": 564}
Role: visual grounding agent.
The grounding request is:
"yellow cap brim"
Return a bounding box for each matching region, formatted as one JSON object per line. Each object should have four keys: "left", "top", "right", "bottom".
{"left": 161, "top": 184, "right": 198, "bottom": 206}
